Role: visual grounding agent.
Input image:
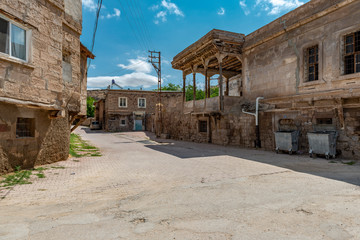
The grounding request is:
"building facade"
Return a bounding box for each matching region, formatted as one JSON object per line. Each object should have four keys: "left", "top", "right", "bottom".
{"left": 89, "top": 89, "right": 182, "bottom": 133}
{"left": 166, "top": 0, "right": 360, "bottom": 160}
{"left": 0, "top": 0, "right": 93, "bottom": 173}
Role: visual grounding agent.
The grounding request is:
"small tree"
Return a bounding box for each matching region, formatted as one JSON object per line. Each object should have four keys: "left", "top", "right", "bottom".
{"left": 87, "top": 97, "right": 95, "bottom": 118}
{"left": 210, "top": 86, "right": 219, "bottom": 98}
{"left": 185, "top": 85, "right": 205, "bottom": 101}
{"left": 161, "top": 83, "right": 181, "bottom": 91}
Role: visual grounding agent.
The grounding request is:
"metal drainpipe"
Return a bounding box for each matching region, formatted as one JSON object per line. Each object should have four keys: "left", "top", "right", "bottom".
{"left": 242, "top": 97, "right": 264, "bottom": 148}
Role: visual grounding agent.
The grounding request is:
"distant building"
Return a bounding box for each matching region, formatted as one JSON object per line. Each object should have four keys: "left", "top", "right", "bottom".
{"left": 88, "top": 89, "right": 182, "bottom": 132}
{"left": 0, "top": 0, "right": 94, "bottom": 173}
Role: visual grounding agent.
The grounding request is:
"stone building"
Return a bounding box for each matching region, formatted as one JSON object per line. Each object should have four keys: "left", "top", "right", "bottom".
{"left": 89, "top": 89, "right": 182, "bottom": 132}
{"left": 166, "top": 0, "right": 360, "bottom": 159}
{"left": 0, "top": 0, "right": 94, "bottom": 173}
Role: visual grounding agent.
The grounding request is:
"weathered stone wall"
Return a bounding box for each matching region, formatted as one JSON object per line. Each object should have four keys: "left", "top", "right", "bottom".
{"left": 161, "top": 97, "right": 258, "bottom": 148}
{"left": 243, "top": 0, "right": 360, "bottom": 100}
{"left": 88, "top": 90, "right": 107, "bottom": 101}
{"left": 0, "top": 102, "right": 69, "bottom": 174}
{"left": 0, "top": 0, "right": 84, "bottom": 173}
{"left": 0, "top": 0, "right": 82, "bottom": 110}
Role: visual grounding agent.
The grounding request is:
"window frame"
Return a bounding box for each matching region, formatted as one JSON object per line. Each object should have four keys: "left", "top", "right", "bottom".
{"left": 138, "top": 98, "right": 146, "bottom": 108}
{"left": 343, "top": 31, "right": 360, "bottom": 75}
{"left": 0, "top": 14, "right": 30, "bottom": 62}
{"left": 16, "top": 118, "right": 35, "bottom": 138}
{"left": 198, "top": 120, "right": 208, "bottom": 133}
{"left": 118, "top": 97, "right": 128, "bottom": 108}
{"left": 305, "top": 45, "right": 319, "bottom": 82}
{"left": 300, "top": 41, "right": 323, "bottom": 86}
{"left": 120, "top": 118, "right": 126, "bottom": 126}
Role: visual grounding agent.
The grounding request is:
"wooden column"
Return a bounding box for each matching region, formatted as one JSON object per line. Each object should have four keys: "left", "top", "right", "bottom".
{"left": 182, "top": 71, "right": 186, "bottom": 103}
{"left": 193, "top": 72, "right": 196, "bottom": 101}
{"left": 207, "top": 76, "right": 211, "bottom": 98}
{"left": 225, "top": 77, "right": 229, "bottom": 96}
{"left": 202, "top": 58, "right": 210, "bottom": 99}
{"left": 219, "top": 62, "right": 224, "bottom": 111}
{"left": 204, "top": 68, "right": 208, "bottom": 98}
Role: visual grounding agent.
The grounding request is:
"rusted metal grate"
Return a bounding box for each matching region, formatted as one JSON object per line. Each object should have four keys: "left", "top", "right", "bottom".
{"left": 199, "top": 120, "right": 207, "bottom": 133}
{"left": 16, "top": 118, "right": 35, "bottom": 138}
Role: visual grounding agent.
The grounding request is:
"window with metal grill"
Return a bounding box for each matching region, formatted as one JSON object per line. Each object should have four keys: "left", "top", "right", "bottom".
{"left": 316, "top": 118, "right": 333, "bottom": 125}
{"left": 16, "top": 118, "right": 35, "bottom": 138}
{"left": 199, "top": 120, "right": 207, "bottom": 133}
{"left": 306, "top": 45, "right": 319, "bottom": 82}
{"left": 344, "top": 31, "right": 360, "bottom": 75}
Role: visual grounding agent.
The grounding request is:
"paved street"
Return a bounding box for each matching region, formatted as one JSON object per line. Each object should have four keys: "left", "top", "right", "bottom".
{"left": 1, "top": 128, "right": 360, "bottom": 240}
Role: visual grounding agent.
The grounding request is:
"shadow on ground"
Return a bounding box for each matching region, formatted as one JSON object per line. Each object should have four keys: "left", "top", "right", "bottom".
{"left": 79, "top": 128, "right": 360, "bottom": 187}
{"left": 141, "top": 132, "right": 360, "bottom": 187}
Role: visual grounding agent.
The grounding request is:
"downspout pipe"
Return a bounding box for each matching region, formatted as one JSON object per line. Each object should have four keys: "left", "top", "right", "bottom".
{"left": 242, "top": 97, "right": 264, "bottom": 148}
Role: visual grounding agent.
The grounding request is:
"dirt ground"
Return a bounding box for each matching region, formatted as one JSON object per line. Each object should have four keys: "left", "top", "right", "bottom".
{"left": 1, "top": 128, "right": 360, "bottom": 240}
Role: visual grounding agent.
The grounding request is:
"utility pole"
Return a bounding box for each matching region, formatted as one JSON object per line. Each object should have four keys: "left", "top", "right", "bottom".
{"left": 148, "top": 51, "right": 162, "bottom": 137}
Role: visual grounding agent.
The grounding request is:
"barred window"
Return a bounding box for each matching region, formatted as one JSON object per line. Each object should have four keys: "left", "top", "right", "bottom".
{"left": 199, "top": 120, "right": 207, "bottom": 133}
{"left": 306, "top": 45, "right": 319, "bottom": 82}
{"left": 16, "top": 118, "right": 35, "bottom": 138}
{"left": 344, "top": 31, "right": 360, "bottom": 75}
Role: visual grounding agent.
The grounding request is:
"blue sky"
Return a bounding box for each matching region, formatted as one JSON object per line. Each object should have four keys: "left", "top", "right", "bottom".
{"left": 81, "top": 0, "right": 310, "bottom": 90}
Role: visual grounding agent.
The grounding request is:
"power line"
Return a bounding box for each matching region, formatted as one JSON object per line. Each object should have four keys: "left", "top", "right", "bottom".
{"left": 117, "top": 0, "right": 148, "bottom": 52}
{"left": 88, "top": 0, "right": 103, "bottom": 71}
{"left": 124, "top": 0, "right": 151, "bottom": 50}
{"left": 132, "top": 0, "right": 154, "bottom": 48}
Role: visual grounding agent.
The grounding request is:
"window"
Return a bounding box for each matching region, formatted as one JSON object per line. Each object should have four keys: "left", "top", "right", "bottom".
{"left": 344, "top": 31, "right": 360, "bottom": 75}
{"left": 119, "top": 97, "right": 127, "bottom": 108}
{"left": 120, "top": 119, "right": 126, "bottom": 126}
{"left": 317, "top": 118, "right": 333, "bottom": 125}
{"left": 199, "top": 120, "right": 207, "bottom": 133}
{"left": 138, "top": 98, "right": 146, "bottom": 108}
{"left": 16, "top": 118, "right": 35, "bottom": 138}
{"left": 306, "top": 45, "right": 319, "bottom": 82}
{"left": 0, "top": 16, "right": 28, "bottom": 61}
{"left": 62, "top": 50, "right": 72, "bottom": 82}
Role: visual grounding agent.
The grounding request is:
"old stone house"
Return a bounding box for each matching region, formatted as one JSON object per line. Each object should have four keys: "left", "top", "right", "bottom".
{"left": 89, "top": 89, "right": 182, "bottom": 132}
{"left": 166, "top": 0, "right": 360, "bottom": 159}
{"left": 0, "top": 0, "right": 94, "bottom": 173}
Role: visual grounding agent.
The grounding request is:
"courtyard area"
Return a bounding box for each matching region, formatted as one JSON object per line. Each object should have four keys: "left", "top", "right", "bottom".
{"left": 1, "top": 128, "right": 360, "bottom": 239}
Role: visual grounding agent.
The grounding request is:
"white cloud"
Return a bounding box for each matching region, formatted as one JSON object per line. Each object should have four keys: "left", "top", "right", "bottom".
{"left": 117, "top": 57, "right": 153, "bottom": 73}
{"left": 161, "top": 0, "right": 184, "bottom": 16}
{"left": 256, "top": 0, "right": 304, "bottom": 15}
{"left": 153, "top": 0, "right": 184, "bottom": 24}
{"left": 217, "top": 7, "right": 225, "bottom": 16}
{"left": 150, "top": 5, "right": 160, "bottom": 11}
{"left": 239, "top": 1, "right": 250, "bottom": 15}
{"left": 89, "top": 64, "right": 96, "bottom": 70}
{"left": 156, "top": 11, "right": 168, "bottom": 23}
{"left": 105, "top": 8, "right": 121, "bottom": 19}
{"left": 87, "top": 73, "right": 158, "bottom": 89}
{"left": 82, "top": 0, "right": 97, "bottom": 12}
